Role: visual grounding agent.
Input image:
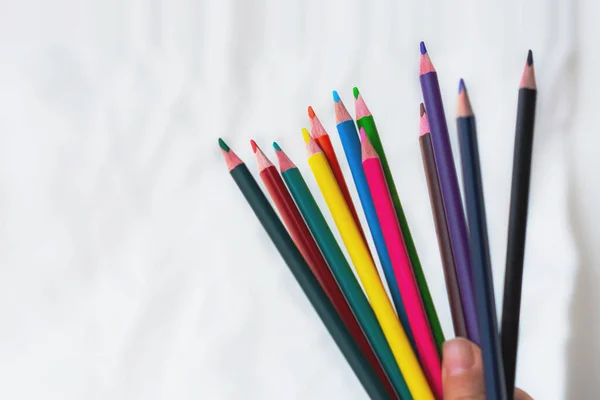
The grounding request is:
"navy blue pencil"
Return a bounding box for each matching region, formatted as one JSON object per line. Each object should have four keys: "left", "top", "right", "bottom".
{"left": 456, "top": 80, "right": 507, "bottom": 400}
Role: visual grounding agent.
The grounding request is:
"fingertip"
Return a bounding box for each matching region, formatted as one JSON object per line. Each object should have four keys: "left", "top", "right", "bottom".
{"left": 443, "top": 338, "right": 477, "bottom": 376}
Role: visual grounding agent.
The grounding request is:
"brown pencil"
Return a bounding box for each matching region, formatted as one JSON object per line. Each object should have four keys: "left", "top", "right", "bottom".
{"left": 418, "top": 104, "right": 467, "bottom": 338}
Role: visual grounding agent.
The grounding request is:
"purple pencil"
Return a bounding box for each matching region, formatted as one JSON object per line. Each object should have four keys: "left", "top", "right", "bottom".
{"left": 419, "top": 42, "right": 480, "bottom": 345}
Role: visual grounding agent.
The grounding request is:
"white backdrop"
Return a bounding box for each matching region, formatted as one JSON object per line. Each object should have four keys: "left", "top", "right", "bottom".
{"left": 1, "top": 0, "right": 597, "bottom": 399}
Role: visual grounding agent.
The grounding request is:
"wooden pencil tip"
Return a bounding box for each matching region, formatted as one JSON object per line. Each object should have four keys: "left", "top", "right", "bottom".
{"left": 220, "top": 141, "right": 244, "bottom": 171}
{"left": 457, "top": 80, "right": 474, "bottom": 117}
{"left": 250, "top": 139, "right": 258, "bottom": 153}
{"left": 420, "top": 107, "right": 431, "bottom": 136}
{"left": 361, "top": 131, "right": 378, "bottom": 161}
{"left": 218, "top": 138, "right": 230, "bottom": 152}
{"left": 353, "top": 86, "right": 360, "bottom": 99}
{"left": 420, "top": 103, "right": 426, "bottom": 117}
{"left": 307, "top": 106, "right": 316, "bottom": 119}
{"left": 274, "top": 143, "right": 296, "bottom": 172}
{"left": 301, "top": 128, "right": 312, "bottom": 144}
{"left": 359, "top": 127, "right": 367, "bottom": 142}
{"left": 520, "top": 52, "right": 537, "bottom": 89}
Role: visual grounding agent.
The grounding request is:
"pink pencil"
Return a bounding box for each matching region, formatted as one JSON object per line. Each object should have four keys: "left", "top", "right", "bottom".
{"left": 361, "top": 128, "right": 443, "bottom": 399}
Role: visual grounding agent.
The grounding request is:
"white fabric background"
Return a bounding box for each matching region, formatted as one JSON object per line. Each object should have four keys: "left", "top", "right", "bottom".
{"left": 0, "top": 0, "right": 597, "bottom": 399}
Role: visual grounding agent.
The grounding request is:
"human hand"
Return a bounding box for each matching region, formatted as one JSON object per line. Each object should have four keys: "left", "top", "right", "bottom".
{"left": 442, "top": 338, "right": 533, "bottom": 400}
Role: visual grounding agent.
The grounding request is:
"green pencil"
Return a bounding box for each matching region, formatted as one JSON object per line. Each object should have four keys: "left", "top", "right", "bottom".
{"left": 219, "top": 139, "right": 390, "bottom": 400}
{"left": 274, "top": 142, "right": 411, "bottom": 400}
{"left": 354, "top": 88, "right": 445, "bottom": 353}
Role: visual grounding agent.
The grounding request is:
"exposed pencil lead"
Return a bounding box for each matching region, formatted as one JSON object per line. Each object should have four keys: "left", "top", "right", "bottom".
{"left": 420, "top": 103, "right": 426, "bottom": 117}
{"left": 272, "top": 142, "right": 282, "bottom": 152}
{"left": 308, "top": 106, "right": 316, "bottom": 119}
{"left": 353, "top": 86, "right": 360, "bottom": 99}
{"left": 301, "top": 128, "right": 312, "bottom": 144}
{"left": 527, "top": 50, "right": 533, "bottom": 66}
{"left": 458, "top": 79, "right": 465, "bottom": 94}
{"left": 420, "top": 41, "right": 427, "bottom": 55}
{"left": 332, "top": 90, "right": 341, "bottom": 103}
{"left": 250, "top": 139, "right": 258, "bottom": 153}
{"left": 218, "top": 138, "right": 230, "bottom": 152}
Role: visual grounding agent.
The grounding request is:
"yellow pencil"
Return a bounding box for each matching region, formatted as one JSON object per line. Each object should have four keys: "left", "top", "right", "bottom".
{"left": 302, "top": 128, "right": 434, "bottom": 400}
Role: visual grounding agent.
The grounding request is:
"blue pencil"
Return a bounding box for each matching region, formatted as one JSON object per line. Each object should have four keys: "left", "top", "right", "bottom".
{"left": 333, "top": 90, "right": 416, "bottom": 350}
{"left": 456, "top": 80, "right": 507, "bottom": 400}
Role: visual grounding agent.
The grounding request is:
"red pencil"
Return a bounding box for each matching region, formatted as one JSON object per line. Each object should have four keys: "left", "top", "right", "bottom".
{"left": 250, "top": 140, "right": 396, "bottom": 398}
{"left": 308, "top": 106, "right": 369, "bottom": 247}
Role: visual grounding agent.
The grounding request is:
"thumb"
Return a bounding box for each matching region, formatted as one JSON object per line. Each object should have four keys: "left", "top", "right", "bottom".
{"left": 442, "top": 338, "right": 486, "bottom": 400}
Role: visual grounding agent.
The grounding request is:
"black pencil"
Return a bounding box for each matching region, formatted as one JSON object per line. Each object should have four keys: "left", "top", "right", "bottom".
{"left": 419, "top": 104, "right": 467, "bottom": 338}
{"left": 457, "top": 80, "right": 507, "bottom": 400}
{"left": 500, "top": 50, "right": 538, "bottom": 397}
{"left": 218, "top": 138, "right": 391, "bottom": 400}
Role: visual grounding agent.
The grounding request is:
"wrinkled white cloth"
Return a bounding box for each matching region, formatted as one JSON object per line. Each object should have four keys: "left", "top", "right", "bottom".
{"left": 0, "top": 0, "right": 581, "bottom": 399}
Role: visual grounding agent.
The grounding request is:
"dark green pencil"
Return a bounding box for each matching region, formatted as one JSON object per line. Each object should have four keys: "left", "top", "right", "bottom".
{"left": 219, "top": 138, "right": 391, "bottom": 400}
{"left": 274, "top": 142, "right": 411, "bottom": 400}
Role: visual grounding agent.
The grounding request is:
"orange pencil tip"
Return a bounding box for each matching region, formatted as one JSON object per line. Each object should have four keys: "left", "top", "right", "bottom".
{"left": 307, "top": 106, "right": 315, "bottom": 119}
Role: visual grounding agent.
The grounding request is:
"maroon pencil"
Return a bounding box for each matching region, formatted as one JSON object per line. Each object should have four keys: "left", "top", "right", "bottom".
{"left": 418, "top": 104, "right": 468, "bottom": 338}
{"left": 250, "top": 140, "right": 397, "bottom": 399}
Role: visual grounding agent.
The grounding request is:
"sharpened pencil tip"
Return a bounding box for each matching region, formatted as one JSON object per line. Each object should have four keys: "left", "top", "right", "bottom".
{"left": 420, "top": 41, "right": 427, "bottom": 55}
{"left": 420, "top": 103, "right": 426, "bottom": 117}
{"left": 527, "top": 50, "right": 533, "bottom": 66}
{"left": 301, "top": 128, "right": 312, "bottom": 144}
{"left": 250, "top": 139, "right": 258, "bottom": 153}
{"left": 218, "top": 138, "right": 230, "bottom": 152}
{"left": 272, "top": 142, "right": 282, "bottom": 152}
{"left": 359, "top": 127, "right": 366, "bottom": 142}
{"left": 307, "top": 106, "right": 315, "bottom": 119}
{"left": 353, "top": 86, "right": 360, "bottom": 99}
{"left": 458, "top": 78, "right": 465, "bottom": 93}
{"left": 332, "top": 90, "right": 340, "bottom": 103}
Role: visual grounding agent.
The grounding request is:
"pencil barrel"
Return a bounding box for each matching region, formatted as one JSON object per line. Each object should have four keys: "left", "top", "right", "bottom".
{"left": 282, "top": 167, "right": 404, "bottom": 399}
{"left": 419, "top": 134, "right": 468, "bottom": 338}
{"left": 501, "top": 88, "right": 537, "bottom": 396}
{"left": 230, "top": 164, "right": 390, "bottom": 400}
{"left": 458, "top": 117, "right": 507, "bottom": 400}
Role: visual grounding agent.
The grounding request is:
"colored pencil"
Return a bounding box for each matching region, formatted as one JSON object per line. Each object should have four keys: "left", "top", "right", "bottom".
{"left": 354, "top": 87, "right": 445, "bottom": 353}
{"left": 362, "top": 130, "right": 443, "bottom": 399}
{"left": 333, "top": 91, "right": 416, "bottom": 349}
{"left": 419, "top": 42, "right": 480, "bottom": 344}
{"left": 251, "top": 140, "right": 396, "bottom": 392}
{"left": 308, "top": 106, "right": 369, "bottom": 247}
{"left": 419, "top": 104, "right": 467, "bottom": 338}
{"left": 218, "top": 139, "right": 389, "bottom": 400}
{"left": 275, "top": 142, "right": 410, "bottom": 400}
{"left": 303, "top": 131, "right": 434, "bottom": 400}
{"left": 501, "top": 50, "right": 538, "bottom": 397}
{"left": 457, "top": 82, "right": 507, "bottom": 400}
{"left": 251, "top": 140, "right": 325, "bottom": 270}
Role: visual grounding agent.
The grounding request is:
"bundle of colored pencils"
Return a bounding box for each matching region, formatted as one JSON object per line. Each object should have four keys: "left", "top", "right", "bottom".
{"left": 219, "top": 42, "right": 537, "bottom": 400}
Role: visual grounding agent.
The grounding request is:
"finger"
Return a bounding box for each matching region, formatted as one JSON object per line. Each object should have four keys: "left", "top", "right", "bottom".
{"left": 442, "top": 338, "right": 486, "bottom": 400}
{"left": 515, "top": 388, "right": 534, "bottom": 400}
